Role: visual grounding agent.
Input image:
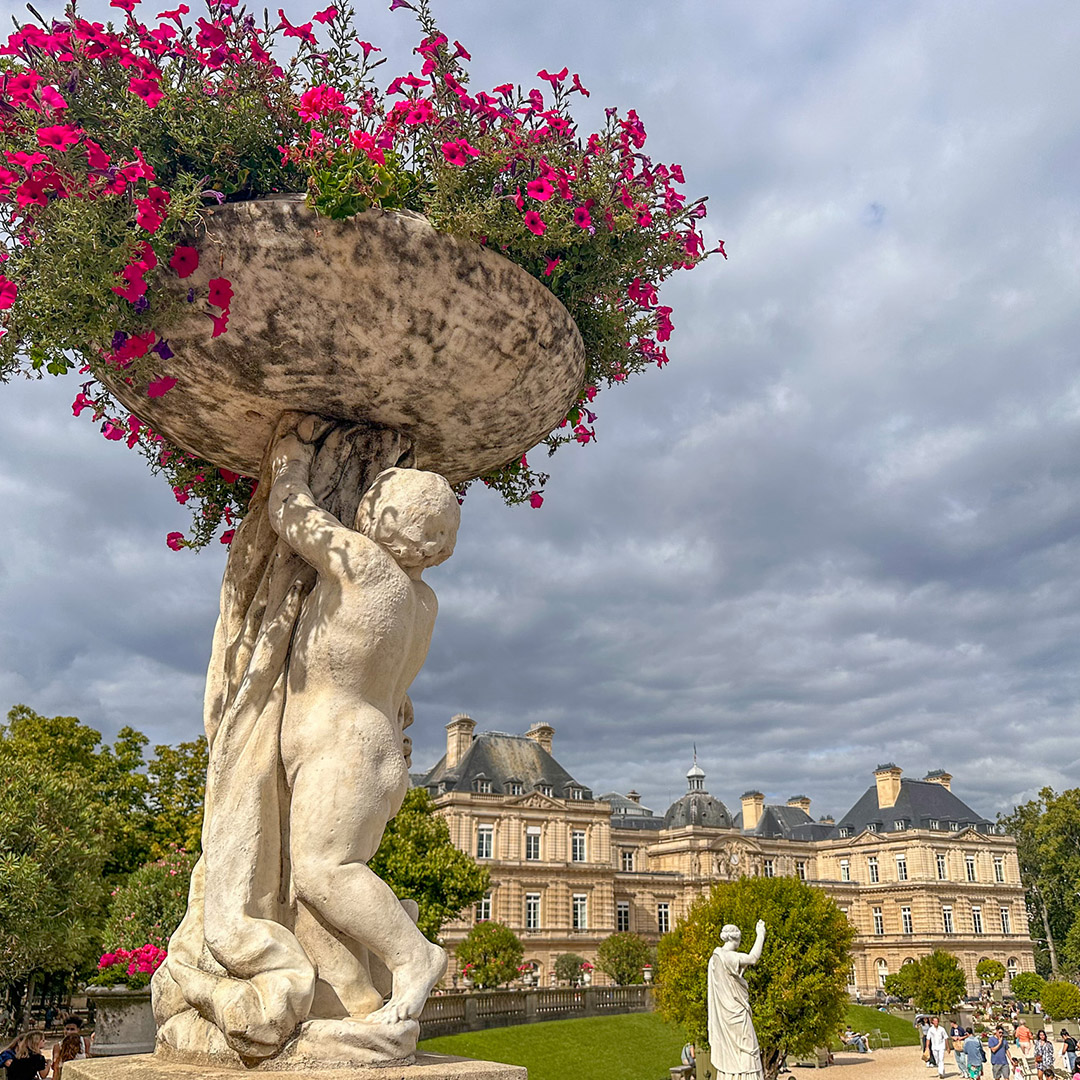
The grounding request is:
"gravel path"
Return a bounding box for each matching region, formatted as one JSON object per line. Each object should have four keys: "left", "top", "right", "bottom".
{"left": 788, "top": 1045, "right": 972, "bottom": 1080}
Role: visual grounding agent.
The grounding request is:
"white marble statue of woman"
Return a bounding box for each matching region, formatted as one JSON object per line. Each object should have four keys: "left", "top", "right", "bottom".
{"left": 707, "top": 920, "right": 766, "bottom": 1080}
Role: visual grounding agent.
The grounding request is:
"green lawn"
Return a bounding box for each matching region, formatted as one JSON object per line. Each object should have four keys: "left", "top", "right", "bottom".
{"left": 843, "top": 1004, "right": 920, "bottom": 1046}
{"left": 419, "top": 1012, "right": 687, "bottom": 1080}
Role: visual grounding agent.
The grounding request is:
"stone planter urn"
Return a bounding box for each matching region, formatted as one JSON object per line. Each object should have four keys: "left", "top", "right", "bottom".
{"left": 101, "top": 197, "right": 583, "bottom": 1073}
{"left": 582, "top": 969, "right": 593, "bottom": 986}
{"left": 85, "top": 987, "right": 156, "bottom": 1057}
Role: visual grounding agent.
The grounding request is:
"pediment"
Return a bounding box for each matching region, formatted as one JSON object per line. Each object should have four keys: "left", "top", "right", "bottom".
{"left": 513, "top": 792, "right": 565, "bottom": 810}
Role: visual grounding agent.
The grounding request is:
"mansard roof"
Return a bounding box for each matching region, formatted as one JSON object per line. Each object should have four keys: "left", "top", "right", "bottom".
{"left": 418, "top": 730, "right": 592, "bottom": 799}
{"left": 734, "top": 804, "right": 836, "bottom": 841}
{"left": 603, "top": 790, "right": 666, "bottom": 831}
{"left": 834, "top": 777, "right": 993, "bottom": 837}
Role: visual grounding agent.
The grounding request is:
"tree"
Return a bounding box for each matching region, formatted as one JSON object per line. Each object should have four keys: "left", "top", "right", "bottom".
{"left": 146, "top": 737, "right": 208, "bottom": 856}
{"left": 554, "top": 952, "right": 587, "bottom": 986}
{"left": 1011, "top": 971, "right": 1047, "bottom": 1006}
{"left": 883, "top": 964, "right": 918, "bottom": 1002}
{"left": 976, "top": 959, "right": 1006, "bottom": 988}
{"left": 654, "top": 876, "right": 854, "bottom": 1080}
{"left": 1041, "top": 980, "right": 1080, "bottom": 1020}
{"left": 910, "top": 951, "right": 967, "bottom": 1015}
{"left": 369, "top": 787, "right": 490, "bottom": 941}
{"left": 455, "top": 922, "right": 523, "bottom": 989}
{"left": 596, "top": 932, "right": 651, "bottom": 985}
{"left": 103, "top": 847, "right": 196, "bottom": 950}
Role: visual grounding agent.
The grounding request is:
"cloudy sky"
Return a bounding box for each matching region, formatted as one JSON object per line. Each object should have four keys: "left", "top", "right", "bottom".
{"left": 2, "top": 0, "right": 1079, "bottom": 824}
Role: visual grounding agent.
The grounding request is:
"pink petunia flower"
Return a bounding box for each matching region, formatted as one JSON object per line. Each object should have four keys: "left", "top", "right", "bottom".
{"left": 85, "top": 139, "right": 110, "bottom": 169}
{"left": 209, "top": 307, "right": 229, "bottom": 337}
{"left": 529, "top": 491, "right": 544, "bottom": 509}
{"left": 36, "top": 124, "right": 83, "bottom": 152}
{"left": 169, "top": 245, "right": 198, "bottom": 278}
{"left": 220, "top": 529, "right": 235, "bottom": 544}
{"left": 207, "top": 277, "right": 233, "bottom": 308}
{"left": 40, "top": 86, "right": 67, "bottom": 111}
{"left": 441, "top": 138, "right": 479, "bottom": 166}
{"left": 312, "top": 5, "right": 337, "bottom": 22}
{"left": 147, "top": 375, "right": 177, "bottom": 397}
{"left": 526, "top": 177, "right": 553, "bottom": 202}
{"left": 166, "top": 532, "right": 184, "bottom": 550}
{"left": 129, "top": 76, "right": 164, "bottom": 108}
{"left": 543, "top": 258, "right": 560, "bottom": 276}
{"left": 523, "top": 209, "right": 546, "bottom": 236}
{"left": 572, "top": 205, "right": 592, "bottom": 229}
{"left": 0, "top": 276, "right": 17, "bottom": 309}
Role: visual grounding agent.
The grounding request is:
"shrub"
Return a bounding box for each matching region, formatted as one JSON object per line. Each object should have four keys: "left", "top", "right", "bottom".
{"left": 1011, "top": 971, "right": 1047, "bottom": 1006}
{"left": 596, "top": 932, "right": 651, "bottom": 985}
{"left": 455, "top": 921, "right": 523, "bottom": 989}
{"left": 102, "top": 846, "right": 195, "bottom": 952}
{"left": 1041, "top": 980, "right": 1080, "bottom": 1020}
{"left": 554, "top": 952, "right": 587, "bottom": 985}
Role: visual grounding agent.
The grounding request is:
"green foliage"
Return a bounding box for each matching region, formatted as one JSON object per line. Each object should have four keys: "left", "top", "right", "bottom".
{"left": 420, "top": 1012, "right": 687, "bottom": 1080}
{"left": 1011, "top": 971, "right": 1047, "bottom": 1005}
{"left": 369, "top": 787, "right": 489, "bottom": 941}
{"left": 976, "top": 959, "right": 1007, "bottom": 987}
{"left": 554, "top": 953, "right": 587, "bottom": 985}
{"left": 654, "top": 876, "right": 854, "bottom": 1080}
{"left": 883, "top": 964, "right": 918, "bottom": 1001}
{"left": 102, "top": 846, "right": 195, "bottom": 952}
{"left": 843, "top": 1004, "right": 920, "bottom": 1047}
{"left": 455, "top": 921, "right": 524, "bottom": 989}
{"left": 910, "top": 951, "right": 967, "bottom": 1015}
{"left": 146, "top": 737, "right": 208, "bottom": 856}
{"left": 1041, "top": 980, "right": 1080, "bottom": 1020}
{"left": 596, "top": 933, "right": 651, "bottom": 986}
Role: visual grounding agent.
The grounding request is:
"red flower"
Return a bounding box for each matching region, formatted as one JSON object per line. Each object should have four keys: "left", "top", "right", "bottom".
{"left": 219, "top": 468, "right": 240, "bottom": 483}
{"left": 523, "top": 210, "right": 545, "bottom": 236}
{"left": 543, "top": 258, "right": 560, "bottom": 277}
{"left": 529, "top": 491, "right": 544, "bottom": 509}
{"left": 572, "top": 206, "right": 592, "bottom": 229}
{"left": 537, "top": 67, "right": 568, "bottom": 87}
{"left": 570, "top": 73, "right": 589, "bottom": 96}
{"left": 209, "top": 307, "right": 229, "bottom": 337}
{"left": 0, "top": 276, "right": 17, "bottom": 310}
{"left": 135, "top": 200, "right": 164, "bottom": 233}
{"left": 526, "top": 178, "right": 553, "bottom": 202}
{"left": 441, "top": 138, "right": 479, "bottom": 166}
{"left": 219, "top": 529, "right": 235, "bottom": 544}
{"left": 166, "top": 531, "right": 185, "bottom": 551}
{"left": 312, "top": 5, "right": 337, "bottom": 22}
{"left": 169, "top": 245, "right": 198, "bottom": 278}
{"left": 277, "top": 10, "right": 316, "bottom": 44}
{"left": 85, "top": 139, "right": 110, "bottom": 169}
{"left": 128, "top": 76, "right": 163, "bottom": 108}
{"left": 36, "top": 124, "right": 83, "bottom": 152}
{"left": 147, "top": 375, "right": 177, "bottom": 398}
{"left": 207, "top": 277, "right": 233, "bottom": 308}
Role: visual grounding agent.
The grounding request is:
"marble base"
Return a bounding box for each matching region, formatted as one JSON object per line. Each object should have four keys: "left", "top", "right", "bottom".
{"left": 64, "top": 1054, "right": 526, "bottom": 1079}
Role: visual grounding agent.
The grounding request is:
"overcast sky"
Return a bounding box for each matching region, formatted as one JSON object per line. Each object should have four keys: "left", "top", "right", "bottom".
{"left": 2, "top": 0, "right": 1079, "bottom": 825}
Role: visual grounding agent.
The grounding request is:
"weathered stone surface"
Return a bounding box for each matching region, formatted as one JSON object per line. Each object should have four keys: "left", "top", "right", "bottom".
{"left": 103, "top": 197, "right": 585, "bottom": 483}
{"left": 64, "top": 1053, "right": 527, "bottom": 1079}
{"left": 85, "top": 988, "right": 155, "bottom": 1056}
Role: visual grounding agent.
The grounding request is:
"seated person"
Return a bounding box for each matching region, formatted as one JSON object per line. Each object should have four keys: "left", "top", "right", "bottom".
{"left": 842, "top": 1025, "right": 870, "bottom": 1053}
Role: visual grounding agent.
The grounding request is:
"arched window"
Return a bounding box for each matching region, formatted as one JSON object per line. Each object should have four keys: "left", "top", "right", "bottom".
{"left": 876, "top": 958, "right": 889, "bottom": 987}
{"left": 1007, "top": 957, "right": 1019, "bottom": 979}
{"left": 903, "top": 957, "right": 915, "bottom": 966}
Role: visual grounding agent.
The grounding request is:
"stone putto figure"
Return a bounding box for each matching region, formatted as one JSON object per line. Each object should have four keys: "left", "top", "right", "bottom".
{"left": 707, "top": 920, "right": 766, "bottom": 1080}
{"left": 153, "top": 416, "right": 460, "bottom": 1067}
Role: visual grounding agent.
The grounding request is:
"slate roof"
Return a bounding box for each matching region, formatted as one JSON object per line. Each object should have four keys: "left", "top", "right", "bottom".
{"left": 663, "top": 791, "right": 734, "bottom": 830}
{"left": 603, "top": 791, "right": 666, "bottom": 831}
{"left": 833, "top": 777, "right": 993, "bottom": 837}
{"left": 733, "top": 804, "right": 836, "bottom": 841}
{"left": 417, "top": 731, "right": 593, "bottom": 799}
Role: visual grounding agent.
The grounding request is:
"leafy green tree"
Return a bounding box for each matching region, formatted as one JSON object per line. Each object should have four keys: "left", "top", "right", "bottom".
{"left": 911, "top": 950, "right": 967, "bottom": 1015}
{"left": 884, "top": 964, "right": 918, "bottom": 1001}
{"left": 554, "top": 952, "right": 587, "bottom": 985}
{"left": 654, "top": 876, "right": 854, "bottom": 1080}
{"left": 455, "top": 922, "right": 523, "bottom": 989}
{"left": 596, "top": 932, "right": 651, "bottom": 985}
{"left": 369, "top": 787, "right": 490, "bottom": 941}
{"left": 103, "top": 847, "right": 196, "bottom": 950}
{"left": 146, "top": 737, "right": 208, "bottom": 855}
{"left": 1011, "top": 971, "right": 1047, "bottom": 1006}
{"left": 1041, "top": 980, "right": 1080, "bottom": 1020}
{"left": 976, "top": 959, "right": 1006, "bottom": 988}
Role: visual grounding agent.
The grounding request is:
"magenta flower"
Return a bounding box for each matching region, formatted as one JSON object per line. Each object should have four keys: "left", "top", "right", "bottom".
{"left": 526, "top": 178, "right": 553, "bottom": 202}
{"left": 85, "top": 139, "right": 110, "bottom": 169}
{"left": 166, "top": 532, "right": 184, "bottom": 551}
{"left": 312, "top": 5, "right": 338, "bottom": 22}
{"left": 529, "top": 491, "right": 544, "bottom": 509}
{"left": 207, "top": 277, "right": 233, "bottom": 308}
{"left": 543, "top": 258, "right": 560, "bottom": 276}
{"left": 441, "top": 138, "right": 479, "bottom": 166}
{"left": 169, "top": 245, "right": 199, "bottom": 278}
{"left": 0, "top": 276, "right": 17, "bottom": 310}
{"left": 157, "top": 4, "right": 189, "bottom": 20}
{"left": 129, "top": 77, "right": 164, "bottom": 108}
{"left": 389, "top": 0, "right": 414, "bottom": 9}
{"left": 297, "top": 84, "right": 348, "bottom": 122}
{"left": 135, "top": 200, "right": 164, "bottom": 233}
{"left": 36, "top": 124, "right": 83, "bottom": 152}
{"left": 40, "top": 86, "right": 68, "bottom": 112}
{"left": 147, "top": 375, "right": 177, "bottom": 398}
{"left": 537, "top": 67, "right": 568, "bottom": 87}
{"left": 220, "top": 529, "right": 236, "bottom": 544}
{"left": 572, "top": 205, "right": 591, "bottom": 229}
{"left": 277, "top": 10, "right": 317, "bottom": 44}
{"left": 404, "top": 98, "right": 433, "bottom": 125}
{"left": 523, "top": 210, "right": 546, "bottom": 236}
{"left": 570, "top": 73, "right": 589, "bottom": 96}
{"left": 102, "top": 421, "right": 125, "bottom": 441}
{"left": 209, "top": 307, "right": 230, "bottom": 337}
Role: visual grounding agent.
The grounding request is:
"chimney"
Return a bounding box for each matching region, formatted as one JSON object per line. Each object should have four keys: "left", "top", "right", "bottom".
{"left": 445, "top": 714, "right": 476, "bottom": 769}
{"left": 923, "top": 769, "right": 952, "bottom": 792}
{"left": 787, "top": 795, "right": 811, "bottom": 814}
{"left": 626, "top": 790, "right": 642, "bottom": 804}
{"left": 874, "top": 763, "right": 903, "bottom": 808}
{"left": 741, "top": 791, "right": 764, "bottom": 831}
{"left": 819, "top": 815, "right": 835, "bottom": 825}
{"left": 525, "top": 722, "right": 554, "bottom": 754}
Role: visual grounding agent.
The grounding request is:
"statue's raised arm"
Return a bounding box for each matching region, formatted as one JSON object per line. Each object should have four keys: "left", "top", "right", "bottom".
{"left": 707, "top": 921, "right": 767, "bottom": 1080}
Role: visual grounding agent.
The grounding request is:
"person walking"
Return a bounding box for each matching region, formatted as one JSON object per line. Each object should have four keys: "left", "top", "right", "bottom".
{"left": 989, "top": 1026, "right": 1011, "bottom": 1080}
{"left": 920, "top": 1017, "right": 933, "bottom": 1067}
{"left": 2, "top": 1031, "right": 49, "bottom": 1079}
{"left": 964, "top": 1029, "right": 987, "bottom": 1079}
{"left": 1060, "top": 1029, "right": 1076, "bottom": 1076}
{"left": 953, "top": 1020, "right": 970, "bottom": 1076}
{"left": 1034, "top": 1030, "right": 1055, "bottom": 1080}
{"left": 928, "top": 1016, "right": 951, "bottom": 1077}
{"left": 1018, "top": 1021, "right": 1035, "bottom": 1060}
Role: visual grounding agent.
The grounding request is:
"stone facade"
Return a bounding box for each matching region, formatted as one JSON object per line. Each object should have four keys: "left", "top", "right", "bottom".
{"left": 416, "top": 721, "right": 1036, "bottom": 998}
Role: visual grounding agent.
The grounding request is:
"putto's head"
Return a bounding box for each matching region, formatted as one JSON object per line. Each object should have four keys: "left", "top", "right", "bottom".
{"left": 355, "top": 468, "right": 460, "bottom": 569}
{"left": 720, "top": 924, "right": 741, "bottom": 944}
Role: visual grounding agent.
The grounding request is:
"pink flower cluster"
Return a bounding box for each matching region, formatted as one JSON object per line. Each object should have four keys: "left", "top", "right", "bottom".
{"left": 97, "top": 943, "right": 167, "bottom": 977}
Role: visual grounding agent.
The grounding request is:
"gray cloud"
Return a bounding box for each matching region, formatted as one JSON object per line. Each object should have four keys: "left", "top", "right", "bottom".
{"left": 2, "top": 0, "right": 1079, "bottom": 824}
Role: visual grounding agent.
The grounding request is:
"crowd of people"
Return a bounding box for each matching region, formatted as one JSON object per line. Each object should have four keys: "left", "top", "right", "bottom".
{"left": 0, "top": 1017, "right": 91, "bottom": 1080}
{"left": 918, "top": 1014, "right": 1079, "bottom": 1079}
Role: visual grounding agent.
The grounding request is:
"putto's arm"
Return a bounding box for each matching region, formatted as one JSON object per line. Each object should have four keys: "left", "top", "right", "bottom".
{"left": 268, "top": 434, "right": 351, "bottom": 572}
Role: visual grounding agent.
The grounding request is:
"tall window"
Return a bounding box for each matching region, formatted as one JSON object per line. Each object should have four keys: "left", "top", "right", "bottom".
{"left": 901, "top": 905, "right": 913, "bottom": 934}
{"left": 657, "top": 903, "right": 670, "bottom": 934}
{"left": 966, "top": 854, "right": 977, "bottom": 882}
{"left": 873, "top": 907, "right": 884, "bottom": 935}
{"left": 621, "top": 849, "right": 635, "bottom": 872}
{"left": 763, "top": 858, "right": 774, "bottom": 878}
{"left": 972, "top": 905, "right": 984, "bottom": 934}
{"left": 868, "top": 857, "right": 879, "bottom": 883}
{"left": 475, "top": 894, "right": 491, "bottom": 922}
{"left": 896, "top": 854, "right": 908, "bottom": 881}
{"left": 525, "top": 892, "right": 540, "bottom": 931}
{"left": 572, "top": 893, "right": 587, "bottom": 930}
{"left": 506, "top": 780, "right": 523, "bottom": 796}
{"left": 840, "top": 859, "right": 850, "bottom": 882}
{"left": 570, "top": 787, "right": 584, "bottom": 801}
{"left": 475, "top": 778, "right": 492, "bottom": 794}
{"left": 847, "top": 963, "right": 857, "bottom": 987}
{"left": 994, "top": 856, "right": 1005, "bottom": 883}
{"left": 796, "top": 860, "right": 807, "bottom": 881}
{"left": 525, "top": 826, "right": 541, "bottom": 861}
{"left": 936, "top": 853, "right": 947, "bottom": 880}
{"left": 876, "top": 958, "right": 888, "bottom": 987}
{"left": 1000, "top": 907, "right": 1012, "bottom": 935}
{"left": 571, "top": 830, "right": 586, "bottom": 862}
{"left": 477, "top": 825, "right": 493, "bottom": 860}
{"left": 1007, "top": 958, "right": 1018, "bottom": 980}
{"left": 616, "top": 900, "right": 630, "bottom": 933}
{"left": 942, "top": 905, "right": 954, "bottom": 934}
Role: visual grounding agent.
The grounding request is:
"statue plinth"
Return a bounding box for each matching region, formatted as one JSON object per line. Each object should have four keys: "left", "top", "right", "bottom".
{"left": 63, "top": 1054, "right": 527, "bottom": 1079}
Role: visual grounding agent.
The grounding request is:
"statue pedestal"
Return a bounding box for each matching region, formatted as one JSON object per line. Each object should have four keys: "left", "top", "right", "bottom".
{"left": 64, "top": 1053, "right": 527, "bottom": 1079}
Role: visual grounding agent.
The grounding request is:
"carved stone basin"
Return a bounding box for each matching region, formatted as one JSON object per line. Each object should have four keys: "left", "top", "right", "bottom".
{"left": 105, "top": 196, "right": 586, "bottom": 482}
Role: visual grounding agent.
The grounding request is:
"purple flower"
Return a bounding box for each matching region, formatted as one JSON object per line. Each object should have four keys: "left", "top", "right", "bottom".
{"left": 112, "top": 330, "right": 129, "bottom": 351}
{"left": 134, "top": 296, "right": 150, "bottom": 313}
{"left": 186, "top": 288, "right": 196, "bottom": 303}
{"left": 389, "top": 0, "right": 414, "bottom": 9}
{"left": 201, "top": 189, "right": 225, "bottom": 204}
{"left": 153, "top": 339, "right": 175, "bottom": 360}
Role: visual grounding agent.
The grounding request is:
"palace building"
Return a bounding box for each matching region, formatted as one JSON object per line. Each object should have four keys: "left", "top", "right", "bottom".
{"left": 416, "top": 715, "right": 1036, "bottom": 996}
